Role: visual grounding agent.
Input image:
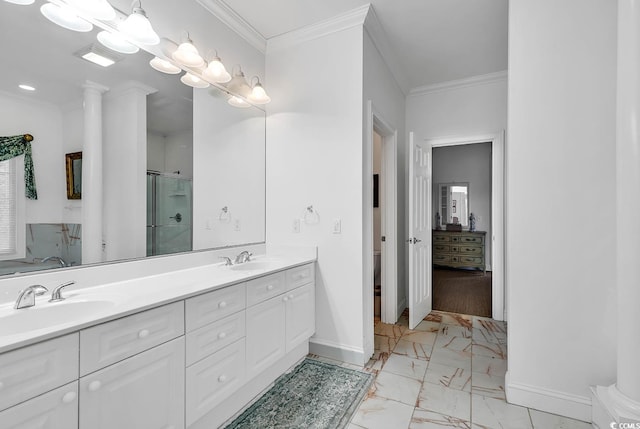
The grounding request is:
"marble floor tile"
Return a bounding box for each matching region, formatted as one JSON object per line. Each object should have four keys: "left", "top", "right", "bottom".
{"left": 413, "top": 320, "right": 442, "bottom": 333}
{"left": 472, "top": 339, "right": 507, "bottom": 360}
{"left": 432, "top": 311, "right": 474, "bottom": 328}
{"left": 473, "top": 317, "right": 507, "bottom": 333}
{"left": 374, "top": 334, "right": 398, "bottom": 362}
{"left": 430, "top": 348, "right": 472, "bottom": 372}
{"left": 364, "top": 357, "right": 384, "bottom": 373}
{"left": 472, "top": 355, "right": 507, "bottom": 377}
{"left": 472, "top": 395, "right": 533, "bottom": 429}
{"left": 351, "top": 396, "right": 415, "bottom": 429}
{"left": 417, "top": 383, "right": 471, "bottom": 421}
{"left": 402, "top": 329, "right": 439, "bottom": 346}
{"left": 424, "top": 362, "right": 471, "bottom": 392}
{"left": 347, "top": 424, "right": 366, "bottom": 429}
{"left": 393, "top": 339, "right": 433, "bottom": 361}
{"left": 473, "top": 326, "right": 507, "bottom": 345}
{"left": 410, "top": 409, "right": 472, "bottom": 429}
{"left": 371, "top": 371, "right": 423, "bottom": 406}
{"left": 434, "top": 335, "right": 473, "bottom": 352}
{"left": 375, "top": 322, "right": 406, "bottom": 339}
{"left": 471, "top": 372, "right": 505, "bottom": 400}
{"left": 528, "top": 409, "right": 592, "bottom": 429}
{"left": 380, "top": 353, "right": 429, "bottom": 381}
{"left": 439, "top": 324, "right": 473, "bottom": 339}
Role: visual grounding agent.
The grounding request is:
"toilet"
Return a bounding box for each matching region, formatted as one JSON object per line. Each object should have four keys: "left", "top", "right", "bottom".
{"left": 374, "top": 250, "right": 381, "bottom": 317}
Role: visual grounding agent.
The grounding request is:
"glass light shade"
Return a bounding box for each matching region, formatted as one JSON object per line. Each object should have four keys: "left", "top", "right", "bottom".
{"left": 248, "top": 82, "right": 271, "bottom": 104}
{"left": 172, "top": 41, "right": 204, "bottom": 68}
{"left": 203, "top": 58, "right": 231, "bottom": 83}
{"left": 4, "top": 0, "right": 35, "bottom": 5}
{"left": 149, "top": 57, "right": 181, "bottom": 74}
{"left": 64, "top": 0, "right": 116, "bottom": 21}
{"left": 226, "top": 70, "right": 251, "bottom": 98}
{"left": 180, "top": 72, "right": 210, "bottom": 89}
{"left": 40, "top": 3, "right": 93, "bottom": 32}
{"left": 97, "top": 31, "right": 139, "bottom": 54}
{"left": 228, "top": 96, "right": 250, "bottom": 108}
{"left": 119, "top": 7, "right": 159, "bottom": 45}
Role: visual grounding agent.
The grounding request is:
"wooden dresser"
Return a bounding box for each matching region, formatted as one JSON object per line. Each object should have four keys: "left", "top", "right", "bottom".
{"left": 432, "top": 230, "right": 486, "bottom": 273}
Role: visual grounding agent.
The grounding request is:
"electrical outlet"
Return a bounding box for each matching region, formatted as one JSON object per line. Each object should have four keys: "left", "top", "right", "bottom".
{"left": 333, "top": 219, "right": 342, "bottom": 234}
{"left": 292, "top": 219, "right": 300, "bottom": 233}
{"left": 234, "top": 219, "right": 241, "bottom": 231}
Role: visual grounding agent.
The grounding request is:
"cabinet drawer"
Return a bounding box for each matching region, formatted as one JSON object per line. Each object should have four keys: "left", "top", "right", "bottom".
{"left": 186, "top": 339, "right": 245, "bottom": 426}
{"left": 246, "top": 271, "right": 286, "bottom": 306}
{"left": 433, "top": 244, "right": 450, "bottom": 253}
{"left": 186, "top": 283, "right": 246, "bottom": 332}
{"left": 0, "top": 334, "right": 78, "bottom": 412}
{"left": 0, "top": 381, "right": 79, "bottom": 429}
{"left": 433, "top": 254, "right": 451, "bottom": 263}
{"left": 286, "top": 263, "right": 315, "bottom": 291}
{"left": 459, "top": 245, "right": 482, "bottom": 256}
{"left": 451, "top": 235, "right": 461, "bottom": 243}
{"left": 80, "top": 301, "right": 184, "bottom": 375}
{"left": 460, "top": 235, "right": 484, "bottom": 244}
{"left": 186, "top": 311, "right": 246, "bottom": 366}
{"left": 432, "top": 234, "right": 450, "bottom": 243}
{"left": 459, "top": 256, "right": 483, "bottom": 265}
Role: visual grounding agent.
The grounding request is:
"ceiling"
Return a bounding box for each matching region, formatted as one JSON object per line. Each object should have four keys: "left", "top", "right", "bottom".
{"left": 220, "top": 0, "right": 508, "bottom": 91}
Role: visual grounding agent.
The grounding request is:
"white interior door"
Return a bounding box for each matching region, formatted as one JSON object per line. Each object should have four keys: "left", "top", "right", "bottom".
{"left": 408, "top": 132, "right": 432, "bottom": 329}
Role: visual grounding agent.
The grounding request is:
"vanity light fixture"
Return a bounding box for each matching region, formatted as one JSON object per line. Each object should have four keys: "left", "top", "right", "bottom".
{"left": 226, "top": 66, "right": 251, "bottom": 98}
{"left": 63, "top": 0, "right": 116, "bottom": 21}
{"left": 4, "top": 0, "right": 35, "bottom": 5}
{"left": 248, "top": 76, "right": 271, "bottom": 104}
{"left": 172, "top": 34, "right": 205, "bottom": 68}
{"left": 228, "top": 95, "right": 250, "bottom": 109}
{"left": 119, "top": 1, "right": 159, "bottom": 45}
{"left": 40, "top": 2, "right": 93, "bottom": 32}
{"left": 97, "top": 30, "right": 139, "bottom": 54}
{"left": 18, "top": 84, "right": 36, "bottom": 91}
{"left": 180, "top": 72, "right": 210, "bottom": 89}
{"left": 203, "top": 53, "right": 231, "bottom": 83}
{"left": 149, "top": 56, "right": 181, "bottom": 74}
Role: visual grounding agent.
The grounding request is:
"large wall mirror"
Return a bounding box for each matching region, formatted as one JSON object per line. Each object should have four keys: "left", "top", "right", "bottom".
{"left": 0, "top": 1, "right": 265, "bottom": 276}
{"left": 438, "top": 183, "right": 469, "bottom": 227}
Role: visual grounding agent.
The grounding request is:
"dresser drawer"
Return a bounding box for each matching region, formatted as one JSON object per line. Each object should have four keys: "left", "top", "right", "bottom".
{"left": 246, "top": 271, "right": 286, "bottom": 306}
{"left": 186, "top": 338, "right": 246, "bottom": 426}
{"left": 0, "top": 381, "right": 79, "bottom": 429}
{"left": 459, "top": 256, "right": 483, "bottom": 265}
{"left": 186, "top": 310, "right": 246, "bottom": 366}
{"left": 186, "top": 283, "right": 246, "bottom": 332}
{"left": 0, "top": 334, "right": 78, "bottom": 412}
{"left": 80, "top": 301, "right": 184, "bottom": 375}
{"left": 433, "top": 234, "right": 450, "bottom": 243}
{"left": 459, "top": 245, "right": 482, "bottom": 256}
{"left": 459, "top": 235, "right": 484, "bottom": 245}
{"left": 433, "top": 244, "right": 450, "bottom": 253}
{"left": 433, "top": 254, "right": 452, "bottom": 263}
{"left": 286, "top": 264, "right": 315, "bottom": 291}
{"left": 451, "top": 235, "right": 461, "bottom": 243}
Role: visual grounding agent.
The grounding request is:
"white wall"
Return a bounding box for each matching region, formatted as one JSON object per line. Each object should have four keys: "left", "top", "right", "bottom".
{"left": 148, "top": 130, "right": 193, "bottom": 179}
{"left": 147, "top": 131, "right": 166, "bottom": 173}
{"left": 507, "top": 0, "right": 617, "bottom": 420}
{"left": 432, "top": 143, "right": 492, "bottom": 267}
{"left": 266, "top": 25, "right": 365, "bottom": 362}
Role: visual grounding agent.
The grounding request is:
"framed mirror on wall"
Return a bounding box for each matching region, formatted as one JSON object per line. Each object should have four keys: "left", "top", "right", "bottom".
{"left": 438, "top": 182, "right": 469, "bottom": 227}
{"left": 65, "top": 152, "right": 82, "bottom": 200}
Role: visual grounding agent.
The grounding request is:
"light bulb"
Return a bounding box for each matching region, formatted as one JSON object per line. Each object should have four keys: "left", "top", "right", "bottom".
{"left": 180, "top": 72, "right": 209, "bottom": 89}
{"left": 228, "top": 95, "right": 250, "bottom": 108}
{"left": 40, "top": 3, "right": 92, "bottom": 32}
{"left": 203, "top": 57, "right": 231, "bottom": 83}
{"left": 248, "top": 82, "right": 271, "bottom": 104}
{"left": 172, "top": 41, "right": 204, "bottom": 68}
{"left": 149, "top": 57, "right": 181, "bottom": 74}
{"left": 119, "top": 7, "right": 159, "bottom": 45}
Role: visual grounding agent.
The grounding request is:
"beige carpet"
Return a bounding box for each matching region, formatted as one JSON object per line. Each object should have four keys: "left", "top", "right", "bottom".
{"left": 432, "top": 267, "right": 492, "bottom": 317}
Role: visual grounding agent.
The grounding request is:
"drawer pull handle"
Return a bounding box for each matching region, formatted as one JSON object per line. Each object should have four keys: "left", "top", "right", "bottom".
{"left": 218, "top": 375, "right": 228, "bottom": 383}
{"left": 138, "top": 329, "right": 150, "bottom": 339}
{"left": 62, "top": 391, "right": 77, "bottom": 403}
{"left": 218, "top": 332, "right": 227, "bottom": 339}
{"left": 267, "top": 284, "right": 274, "bottom": 291}
{"left": 88, "top": 381, "right": 102, "bottom": 392}
{"left": 219, "top": 301, "right": 227, "bottom": 309}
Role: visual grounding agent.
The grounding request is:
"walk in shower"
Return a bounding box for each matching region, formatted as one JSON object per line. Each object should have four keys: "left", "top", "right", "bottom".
{"left": 147, "top": 171, "right": 192, "bottom": 256}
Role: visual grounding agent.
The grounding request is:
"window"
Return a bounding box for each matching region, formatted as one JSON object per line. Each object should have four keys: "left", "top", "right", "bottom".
{"left": 0, "top": 158, "right": 25, "bottom": 260}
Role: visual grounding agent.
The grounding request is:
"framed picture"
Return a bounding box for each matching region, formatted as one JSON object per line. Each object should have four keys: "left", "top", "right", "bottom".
{"left": 373, "top": 174, "right": 379, "bottom": 207}
{"left": 65, "top": 151, "right": 82, "bottom": 199}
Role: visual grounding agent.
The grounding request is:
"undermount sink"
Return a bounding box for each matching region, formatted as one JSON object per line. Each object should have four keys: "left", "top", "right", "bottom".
{"left": 0, "top": 300, "right": 116, "bottom": 337}
{"left": 229, "top": 261, "right": 278, "bottom": 271}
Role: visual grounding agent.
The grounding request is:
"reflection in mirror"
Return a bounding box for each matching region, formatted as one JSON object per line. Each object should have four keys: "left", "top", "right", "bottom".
{"left": 65, "top": 152, "right": 82, "bottom": 200}
{"left": 438, "top": 183, "right": 469, "bottom": 227}
{"left": 0, "top": 1, "right": 266, "bottom": 277}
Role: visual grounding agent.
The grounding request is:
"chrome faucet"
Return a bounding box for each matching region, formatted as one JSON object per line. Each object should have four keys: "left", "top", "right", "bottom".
{"left": 219, "top": 256, "right": 233, "bottom": 266}
{"left": 40, "top": 256, "right": 67, "bottom": 267}
{"left": 14, "top": 285, "right": 49, "bottom": 309}
{"left": 49, "top": 281, "right": 76, "bottom": 302}
{"left": 234, "top": 251, "right": 252, "bottom": 264}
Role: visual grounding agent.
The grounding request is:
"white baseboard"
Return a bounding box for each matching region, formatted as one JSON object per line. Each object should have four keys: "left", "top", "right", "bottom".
{"left": 309, "top": 338, "right": 366, "bottom": 366}
{"left": 505, "top": 371, "right": 592, "bottom": 422}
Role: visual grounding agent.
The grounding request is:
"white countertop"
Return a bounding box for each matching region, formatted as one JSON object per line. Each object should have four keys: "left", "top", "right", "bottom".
{"left": 0, "top": 253, "right": 315, "bottom": 354}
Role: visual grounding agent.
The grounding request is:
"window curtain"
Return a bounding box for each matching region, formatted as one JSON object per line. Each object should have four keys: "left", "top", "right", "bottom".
{"left": 0, "top": 134, "right": 37, "bottom": 199}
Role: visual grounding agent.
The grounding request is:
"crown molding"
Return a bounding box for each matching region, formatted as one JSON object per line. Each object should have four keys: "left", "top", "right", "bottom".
{"left": 196, "top": 0, "right": 267, "bottom": 54}
{"left": 267, "top": 4, "right": 370, "bottom": 54}
{"left": 409, "top": 70, "right": 508, "bottom": 97}
{"left": 363, "top": 6, "right": 410, "bottom": 95}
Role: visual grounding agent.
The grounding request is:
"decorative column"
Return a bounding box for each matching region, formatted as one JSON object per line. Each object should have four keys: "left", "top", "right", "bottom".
{"left": 81, "top": 81, "right": 109, "bottom": 264}
{"left": 591, "top": 0, "right": 640, "bottom": 426}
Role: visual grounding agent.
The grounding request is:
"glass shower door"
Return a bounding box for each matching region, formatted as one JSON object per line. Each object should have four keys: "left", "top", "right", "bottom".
{"left": 147, "top": 173, "right": 192, "bottom": 256}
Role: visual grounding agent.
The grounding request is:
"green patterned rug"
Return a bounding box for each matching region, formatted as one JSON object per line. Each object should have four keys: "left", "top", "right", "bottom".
{"left": 224, "top": 358, "right": 374, "bottom": 429}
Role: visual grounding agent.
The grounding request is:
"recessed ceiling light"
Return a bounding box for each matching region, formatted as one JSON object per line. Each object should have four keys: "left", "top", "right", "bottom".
{"left": 82, "top": 52, "right": 115, "bottom": 67}
{"left": 74, "top": 44, "right": 123, "bottom": 68}
{"left": 18, "top": 84, "right": 36, "bottom": 91}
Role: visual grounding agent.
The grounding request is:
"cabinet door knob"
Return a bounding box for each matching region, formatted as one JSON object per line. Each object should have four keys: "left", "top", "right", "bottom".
{"left": 88, "top": 381, "right": 102, "bottom": 392}
{"left": 266, "top": 284, "right": 274, "bottom": 291}
{"left": 218, "top": 332, "right": 227, "bottom": 339}
{"left": 138, "top": 329, "right": 150, "bottom": 339}
{"left": 62, "top": 391, "right": 77, "bottom": 403}
{"left": 218, "top": 301, "right": 227, "bottom": 308}
{"left": 218, "top": 375, "right": 227, "bottom": 383}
